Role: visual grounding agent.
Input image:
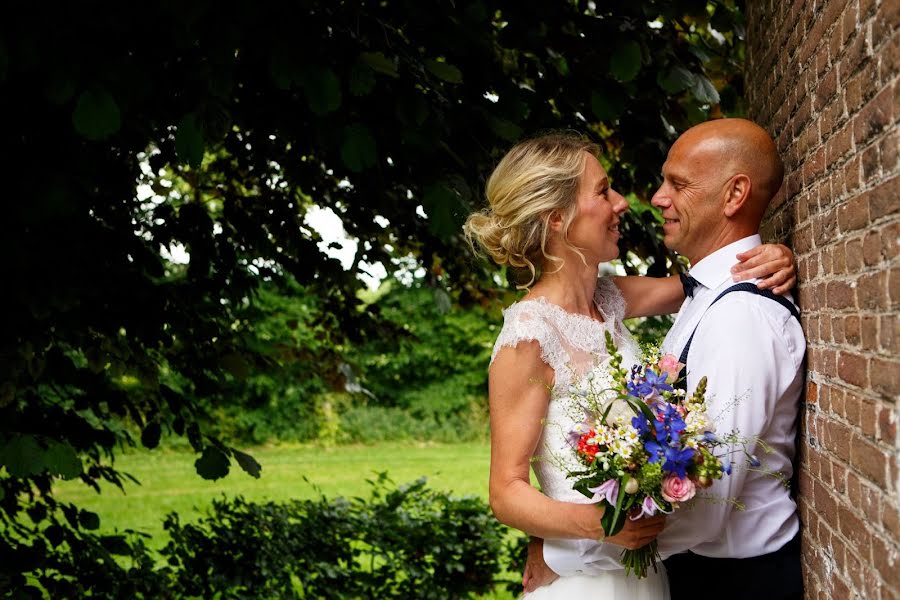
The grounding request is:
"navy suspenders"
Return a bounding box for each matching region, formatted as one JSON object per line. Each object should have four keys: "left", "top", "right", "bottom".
{"left": 676, "top": 283, "right": 801, "bottom": 388}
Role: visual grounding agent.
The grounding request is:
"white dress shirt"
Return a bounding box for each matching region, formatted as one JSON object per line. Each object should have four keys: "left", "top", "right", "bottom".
{"left": 550, "top": 235, "right": 805, "bottom": 574}
{"left": 654, "top": 235, "right": 805, "bottom": 559}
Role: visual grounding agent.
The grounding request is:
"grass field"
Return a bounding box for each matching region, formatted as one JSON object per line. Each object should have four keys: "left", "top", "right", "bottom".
{"left": 53, "top": 441, "right": 494, "bottom": 546}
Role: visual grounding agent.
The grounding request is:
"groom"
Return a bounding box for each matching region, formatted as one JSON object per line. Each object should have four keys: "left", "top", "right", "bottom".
{"left": 524, "top": 119, "right": 806, "bottom": 600}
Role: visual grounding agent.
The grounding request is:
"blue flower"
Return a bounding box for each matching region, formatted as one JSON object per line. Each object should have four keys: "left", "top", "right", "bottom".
{"left": 650, "top": 404, "right": 686, "bottom": 447}
{"left": 626, "top": 379, "right": 651, "bottom": 398}
{"left": 662, "top": 446, "right": 696, "bottom": 478}
{"left": 645, "top": 440, "right": 664, "bottom": 463}
{"left": 723, "top": 461, "right": 732, "bottom": 475}
{"left": 632, "top": 415, "right": 650, "bottom": 436}
{"left": 644, "top": 369, "right": 674, "bottom": 393}
{"left": 627, "top": 369, "right": 675, "bottom": 398}
{"left": 749, "top": 455, "right": 761, "bottom": 468}
{"left": 652, "top": 419, "right": 668, "bottom": 442}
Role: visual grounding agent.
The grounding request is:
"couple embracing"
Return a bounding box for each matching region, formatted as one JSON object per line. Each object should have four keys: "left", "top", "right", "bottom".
{"left": 464, "top": 119, "right": 805, "bottom": 600}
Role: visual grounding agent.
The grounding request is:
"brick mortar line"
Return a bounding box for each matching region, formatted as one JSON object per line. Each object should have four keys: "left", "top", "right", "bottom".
{"left": 800, "top": 492, "right": 897, "bottom": 556}
{"left": 800, "top": 469, "right": 898, "bottom": 547}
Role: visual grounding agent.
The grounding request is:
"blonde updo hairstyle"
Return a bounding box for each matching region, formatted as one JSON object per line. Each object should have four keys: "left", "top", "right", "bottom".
{"left": 464, "top": 132, "right": 600, "bottom": 287}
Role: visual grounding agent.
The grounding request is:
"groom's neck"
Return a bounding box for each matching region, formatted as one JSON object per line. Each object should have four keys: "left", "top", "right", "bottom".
{"left": 687, "top": 224, "right": 759, "bottom": 265}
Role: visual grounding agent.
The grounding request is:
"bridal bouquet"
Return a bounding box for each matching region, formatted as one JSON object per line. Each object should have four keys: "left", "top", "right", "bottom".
{"left": 564, "top": 332, "right": 743, "bottom": 578}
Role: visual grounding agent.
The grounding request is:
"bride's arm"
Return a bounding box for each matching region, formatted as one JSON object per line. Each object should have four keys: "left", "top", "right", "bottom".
{"left": 613, "top": 243, "right": 797, "bottom": 319}
{"left": 488, "top": 342, "right": 663, "bottom": 545}
{"left": 488, "top": 341, "right": 603, "bottom": 540}
{"left": 612, "top": 275, "right": 683, "bottom": 319}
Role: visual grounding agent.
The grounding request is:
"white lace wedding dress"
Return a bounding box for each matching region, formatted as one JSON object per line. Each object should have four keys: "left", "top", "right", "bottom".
{"left": 491, "top": 278, "right": 670, "bottom": 600}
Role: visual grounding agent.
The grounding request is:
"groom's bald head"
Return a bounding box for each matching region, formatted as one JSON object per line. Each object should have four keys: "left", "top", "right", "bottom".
{"left": 676, "top": 119, "right": 784, "bottom": 218}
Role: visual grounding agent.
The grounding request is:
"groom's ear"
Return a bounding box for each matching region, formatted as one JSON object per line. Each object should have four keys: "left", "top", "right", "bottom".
{"left": 723, "top": 174, "right": 752, "bottom": 217}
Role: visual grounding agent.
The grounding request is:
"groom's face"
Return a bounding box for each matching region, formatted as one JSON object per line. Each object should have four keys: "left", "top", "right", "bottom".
{"left": 650, "top": 136, "right": 727, "bottom": 263}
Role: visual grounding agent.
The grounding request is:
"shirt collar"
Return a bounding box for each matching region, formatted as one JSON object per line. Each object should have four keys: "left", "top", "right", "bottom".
{"left": 688, "top": 234, "right": 763, "bottom": 290}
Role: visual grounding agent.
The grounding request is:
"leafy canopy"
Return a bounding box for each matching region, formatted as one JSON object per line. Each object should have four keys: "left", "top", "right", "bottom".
{"left": 0, "top": 1, "right": 744, "bottom": 595}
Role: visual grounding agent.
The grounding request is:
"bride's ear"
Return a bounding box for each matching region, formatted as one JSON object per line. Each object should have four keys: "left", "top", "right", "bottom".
{"left": 547, "top": 210, "right": 564, "bottom": 232}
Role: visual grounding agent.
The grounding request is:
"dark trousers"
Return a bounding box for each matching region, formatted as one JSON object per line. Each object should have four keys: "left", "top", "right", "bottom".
{"left": 662, "top": 534, "right": 803, "bottom": 600}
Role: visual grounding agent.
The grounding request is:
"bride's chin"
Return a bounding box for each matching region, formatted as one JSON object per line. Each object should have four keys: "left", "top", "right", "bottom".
{"left": 599, "top": 248, "right": 619, "bottom": 263}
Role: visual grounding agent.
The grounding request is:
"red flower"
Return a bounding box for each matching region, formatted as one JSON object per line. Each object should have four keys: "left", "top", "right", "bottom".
{"left": 576, "top": 431, "right": 599, "bottom": 463}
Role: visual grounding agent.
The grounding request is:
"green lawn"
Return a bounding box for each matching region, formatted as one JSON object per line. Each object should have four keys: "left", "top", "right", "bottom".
{"left": 53, "top": 441, "right": 493, "bottom": 545}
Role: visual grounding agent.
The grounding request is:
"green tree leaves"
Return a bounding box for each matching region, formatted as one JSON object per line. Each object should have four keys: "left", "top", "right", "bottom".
{"left": 691, "top": 74, "right": 720, "bottom": 104}
{"left": 349, "top": 63, "right": 376, "bottom": 96}
{"left": 195, "top": 445, "right": 261, "bottom": 480}
{"left": 0, "top": 435, "right": 42, "bottom": 477}
{"left": 301, "top": 67, "right": 342, "bottom": 115}
{"left": 232, "top": 449, "right": 262, "bottom": 479}
{"left": 72, "top": 88, "right": 121, "bottom": 140}
{"left": 341, "top": 124, "right": 377, "bottom": 172}
{"left": 141, "top": 422, "right": 163, "bottom": 450}
{"left": 591, "top": 89, "right": 626, "bottom": 121}
{"left": 360, "top": 51, "right": 399, "bottom": 78}
{"left": 176, "top": 114, "right": 204, "bottom": 168}
{"left": 657, "top": 65, "right": 696, "bottom": 94}
{"left": 425, "top": 59, "right": 463, "bottom": 83}
{"left": 609, "top": 41, "right": 643, "bottom": 82}
{"left": 195, "top": 446, "right": 230, "bottom": 481}
{"left": 0, "top": 435, "right": 82, "bottom": 479}
{"left": 423, "top": 183, "right": 466, "bottom": 240}
{"left": 78, "top": 509, "right": 100, "bottom": 530}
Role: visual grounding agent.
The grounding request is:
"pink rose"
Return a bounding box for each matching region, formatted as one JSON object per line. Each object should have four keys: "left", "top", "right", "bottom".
{"left": 657, "top": 354, "right": 683, "bottom": 384}
{"left": 661, "top": 474, "right": 696, "bottom": 503}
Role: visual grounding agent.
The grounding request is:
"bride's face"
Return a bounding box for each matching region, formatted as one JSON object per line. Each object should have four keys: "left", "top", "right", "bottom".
{"left": 564, "top": 153, "right": 629, "bottom": 264}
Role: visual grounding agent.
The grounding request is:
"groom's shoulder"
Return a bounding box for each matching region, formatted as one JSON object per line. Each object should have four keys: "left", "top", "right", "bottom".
{"left": 699, "top": 288, "right": 805, "bottom": 349}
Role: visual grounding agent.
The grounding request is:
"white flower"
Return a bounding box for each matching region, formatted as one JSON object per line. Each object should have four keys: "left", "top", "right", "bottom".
{"left": 609, "top": 438, "right": 633, "bottom": 460}
{"left": 686, "top": 410, "right": 712, "bottom": 434}
{"left": 622, "top": 426, "right": 640, "bottom": 446}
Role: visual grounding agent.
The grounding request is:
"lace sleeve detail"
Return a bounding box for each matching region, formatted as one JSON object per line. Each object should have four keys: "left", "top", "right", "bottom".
{"left": 490, "top": 303, "right": 570, "bottom": 376}
{"left": 593, "top": 277, "right": 626, "bottom": 322}
{"left": 594, "top": 276, "right": 641, "bottom": 361}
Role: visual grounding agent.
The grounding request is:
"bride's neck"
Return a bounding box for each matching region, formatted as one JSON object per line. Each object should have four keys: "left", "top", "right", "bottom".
{"left": 528, "top": 258, "right": 600, "bottom": 317}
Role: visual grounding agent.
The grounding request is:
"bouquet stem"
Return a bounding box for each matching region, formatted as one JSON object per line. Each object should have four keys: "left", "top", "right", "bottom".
{"left": 621, "top": 540, "right": 660, "bottom": 579}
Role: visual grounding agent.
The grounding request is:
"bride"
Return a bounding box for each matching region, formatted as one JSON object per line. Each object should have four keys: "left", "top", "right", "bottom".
{"left": 463, "top": 133, "right": 794, "bottom": 598}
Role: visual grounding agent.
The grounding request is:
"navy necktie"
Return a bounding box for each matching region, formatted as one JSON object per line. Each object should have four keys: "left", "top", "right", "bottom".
{"left": 679, "top": 273, "right": 701, "bottom": 298}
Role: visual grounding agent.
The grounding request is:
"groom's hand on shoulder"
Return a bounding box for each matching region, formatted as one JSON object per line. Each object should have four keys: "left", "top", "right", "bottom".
{"left": 732, "top": 243, "right": 797, "bottom": 295}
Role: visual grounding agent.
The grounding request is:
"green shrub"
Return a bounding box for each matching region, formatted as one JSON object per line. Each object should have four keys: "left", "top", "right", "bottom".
{"left": 209, "top": 381, "right": 324, "bottom": 445}
{"left": 351, "top": 282, "right": 498, "bottom": 409}
{"left": 338, "top": 404, "right": 488, "bottom": 444}
{"left": 1, "top": 521, "right": 171, "bottom": 599}
{"left": 161, "top": 474, "right": 512, "bottom": 599}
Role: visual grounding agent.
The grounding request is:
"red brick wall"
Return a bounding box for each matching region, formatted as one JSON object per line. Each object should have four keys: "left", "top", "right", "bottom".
{"left": 746, "top": 1, "right": 899, "bottom": 598}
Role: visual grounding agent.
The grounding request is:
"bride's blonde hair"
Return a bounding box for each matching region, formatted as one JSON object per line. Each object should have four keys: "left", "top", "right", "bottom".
{"left": 463, "top": 132, "right": 599, "bottom": 287}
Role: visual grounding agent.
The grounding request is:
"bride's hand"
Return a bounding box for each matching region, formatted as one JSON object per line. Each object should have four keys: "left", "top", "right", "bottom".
{"left": 604, "top": 514, "right": 666, "bottom": 550}
{"left": 731, "top": 243, "right": 797, "bottom": 295}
